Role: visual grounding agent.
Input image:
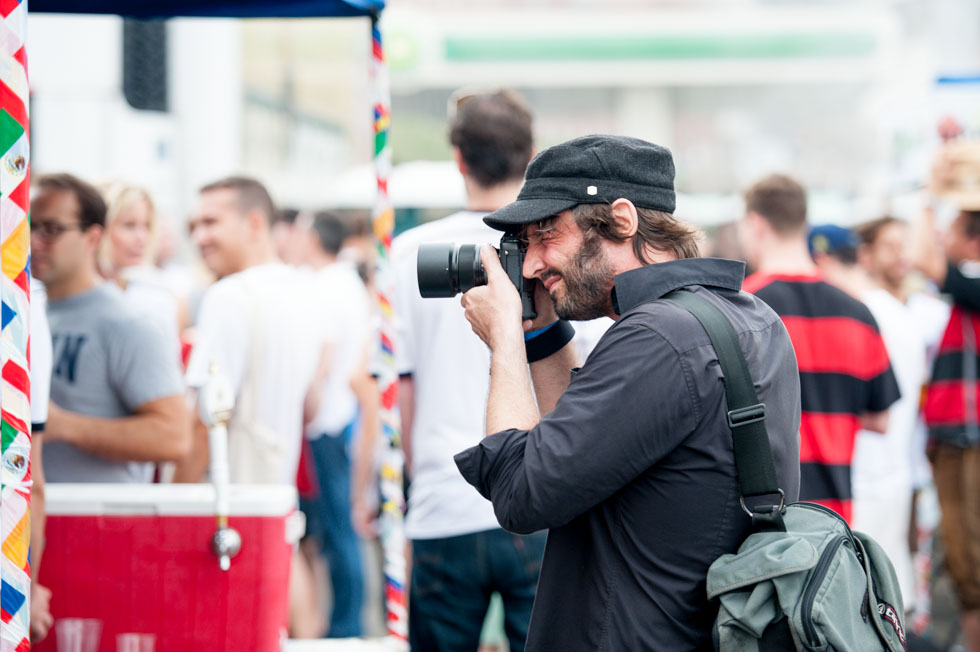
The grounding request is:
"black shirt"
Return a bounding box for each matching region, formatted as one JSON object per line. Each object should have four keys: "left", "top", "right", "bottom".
{"left": 944, "top": 263, "right": 980, "bottom": 313}
{"left": 455, "top": 258, "right": 802, "bottom": 651}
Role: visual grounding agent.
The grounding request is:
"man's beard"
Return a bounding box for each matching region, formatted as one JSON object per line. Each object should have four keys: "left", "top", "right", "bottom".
{"left": 880, "top": 267, "right": 907, "bottom": 293}
{"left": 550, "top": 232, "right": 615, "bottom": 321}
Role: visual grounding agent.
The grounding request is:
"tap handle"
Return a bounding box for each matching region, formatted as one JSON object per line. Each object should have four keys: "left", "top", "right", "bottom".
{"left": 199, "top": 361, "right": 234, "bottom": 428}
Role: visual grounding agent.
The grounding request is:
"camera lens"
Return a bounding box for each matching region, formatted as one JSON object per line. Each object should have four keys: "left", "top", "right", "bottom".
{"left": 417, "top": 243, "right": 456, "bottom": 298}
{"left": 454, "top": 244, "right": 486, "bottom": 293}
{"left": 417, "top": 243, "right": 487, "bottom": 298}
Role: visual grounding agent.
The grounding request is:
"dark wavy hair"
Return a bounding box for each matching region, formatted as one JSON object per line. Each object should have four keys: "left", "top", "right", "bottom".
{"left": 449, "top": 90, "right": 533, "bottom": 188}
{"left": 568, "top": 203, "right": 701, "bottom": 262}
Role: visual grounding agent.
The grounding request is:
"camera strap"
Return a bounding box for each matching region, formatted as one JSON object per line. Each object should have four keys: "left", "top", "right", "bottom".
{"left": 525, "top": 319, "right": 575, "bottom": 363}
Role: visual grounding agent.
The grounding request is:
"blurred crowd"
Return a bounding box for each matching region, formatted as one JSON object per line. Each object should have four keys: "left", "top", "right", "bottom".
{"left": 27, "top": 171, "right": 383, "bottom": 642}
{"left": 23, "top": 88, "right": 980, "bottom": 652}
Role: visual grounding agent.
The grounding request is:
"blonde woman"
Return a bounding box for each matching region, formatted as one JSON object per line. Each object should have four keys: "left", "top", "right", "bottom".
{"left": 99, "top": 183, "right": 181, "bottom": 360}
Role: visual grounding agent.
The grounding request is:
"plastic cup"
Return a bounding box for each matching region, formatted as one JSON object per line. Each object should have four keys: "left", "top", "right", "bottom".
{"left": 117, "top": 633, "right": 155, "bottom": 652}
{"left": 55, "top": 618, "right": 102, "bottom": 652}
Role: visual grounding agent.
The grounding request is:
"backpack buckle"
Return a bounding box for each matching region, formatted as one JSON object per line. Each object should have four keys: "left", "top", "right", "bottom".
{"left": 728, "top": 404, "right": 766, "bottom": 429}
{"left": 740, "top": 490, "right": 787, "bottom": 531}
{"left": 739, "top": 488, "right": 786, "bottom": 517}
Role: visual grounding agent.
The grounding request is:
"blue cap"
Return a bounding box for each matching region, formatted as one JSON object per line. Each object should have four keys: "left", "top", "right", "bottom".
{"left": 808, "top": 224, "right": 859, "bottom": 257}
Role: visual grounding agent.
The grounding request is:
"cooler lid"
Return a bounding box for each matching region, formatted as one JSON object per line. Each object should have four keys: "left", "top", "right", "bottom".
{"left": 46, "top": 483, "right": 298, "bottom": 516}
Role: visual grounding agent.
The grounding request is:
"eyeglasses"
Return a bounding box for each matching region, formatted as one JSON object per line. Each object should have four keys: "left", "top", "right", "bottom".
{"left": 31, "top": 219, "right": 83, "bottom": 243}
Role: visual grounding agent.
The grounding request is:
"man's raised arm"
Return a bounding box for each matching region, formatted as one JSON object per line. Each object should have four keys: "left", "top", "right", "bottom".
{"left": 462, "top": 246, "right": 576, "bottom": 435}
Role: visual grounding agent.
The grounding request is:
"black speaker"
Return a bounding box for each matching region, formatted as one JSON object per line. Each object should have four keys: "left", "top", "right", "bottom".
{"left": 122, "top": 19, "right": 168, "bottom": 112}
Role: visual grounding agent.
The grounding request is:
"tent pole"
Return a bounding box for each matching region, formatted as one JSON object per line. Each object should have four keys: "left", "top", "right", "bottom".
{"left": 369, "top": 13, "right": 408, "bottom": 646}
{"left": 0, "top": 1, "right": 33, "bottom": 650}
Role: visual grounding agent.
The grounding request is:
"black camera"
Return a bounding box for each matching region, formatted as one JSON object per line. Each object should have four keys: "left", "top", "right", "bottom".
{"left": 417, "top": 232, "right": 537, "bottom": 321}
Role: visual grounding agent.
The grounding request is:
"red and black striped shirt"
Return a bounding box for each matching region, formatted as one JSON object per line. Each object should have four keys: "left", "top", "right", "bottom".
{"left": 924, "top": 304, "right": 980, "bottom": 445}
{"left": 745, "top": 271, "right": 901, "bottom": 523}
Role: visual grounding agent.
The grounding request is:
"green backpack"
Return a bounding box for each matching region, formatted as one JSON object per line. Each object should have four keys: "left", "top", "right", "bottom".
{"left": 666, "top": 291, "right": 908, "bottom": 652}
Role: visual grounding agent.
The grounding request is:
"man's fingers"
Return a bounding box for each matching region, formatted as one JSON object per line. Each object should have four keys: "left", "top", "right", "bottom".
{"left": 480, "top": 244, "right": 508, "bottom": 282}
{"left": 460, "top": 294, "right": 479, "bottom": 325}
{"left": 461, "top": 286, "right": 486, "bottom": 311}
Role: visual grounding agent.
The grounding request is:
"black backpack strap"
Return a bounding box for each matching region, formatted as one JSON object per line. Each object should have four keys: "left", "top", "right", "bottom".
{"left": 664, "top": 289, "right": 784, "bottom": 516}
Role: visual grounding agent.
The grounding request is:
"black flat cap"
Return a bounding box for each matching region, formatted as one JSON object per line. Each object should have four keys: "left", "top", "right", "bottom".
{"left": 484, "top": 134, "right": 676, "bottom": 231}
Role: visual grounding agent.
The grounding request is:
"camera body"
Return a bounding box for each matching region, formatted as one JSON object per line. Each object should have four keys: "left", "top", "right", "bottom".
{"left": 417, "top": 231, "right": 537, "bottom": 321}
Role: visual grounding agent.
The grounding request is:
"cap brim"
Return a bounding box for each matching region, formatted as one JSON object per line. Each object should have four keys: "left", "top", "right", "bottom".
{"left": 483, "top": 197, "right": 581, "bottom": 231}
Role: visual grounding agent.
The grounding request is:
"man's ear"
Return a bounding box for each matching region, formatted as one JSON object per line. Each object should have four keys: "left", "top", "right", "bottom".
{"left": 86, "top": 224, "right": 104, "bottom": 250}
{"left": 857, "top": 243, "right": 873, "bottom": 271}
{"left": 968, "top": 233, "right": 980, "bottom": 261}
{"left": 745, "top": 211, "right": 774, "bottom": 241}
{"left": 246, "top": 208, "right": 267, "bottom": 235}
{"left": 810, "top": 251, "right": 829, "bottom": 273}
{"left": 609, "top": 198, "right": 639, "bottom": 238}
{"left": 452, "top": 147, "right": 468, "bottom": 178}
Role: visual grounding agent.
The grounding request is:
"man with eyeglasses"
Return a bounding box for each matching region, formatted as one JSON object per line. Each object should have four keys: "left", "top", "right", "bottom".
{"left": 30, "top": 173, "right": 190, "bottom": 483}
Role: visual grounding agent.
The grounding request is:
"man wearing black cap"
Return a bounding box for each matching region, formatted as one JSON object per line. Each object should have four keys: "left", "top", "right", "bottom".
{"left": 453, "top": 135, "right": 802, "bottom": 650}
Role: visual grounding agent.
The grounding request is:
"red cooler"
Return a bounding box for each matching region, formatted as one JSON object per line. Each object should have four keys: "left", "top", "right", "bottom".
{"left": 37, "top": 483, "right": 300, "bottom": 652}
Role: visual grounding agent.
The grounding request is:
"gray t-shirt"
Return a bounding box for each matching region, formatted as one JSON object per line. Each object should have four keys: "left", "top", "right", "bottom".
{"left": 45, "top": 283, "right": 184, "bottom": 482}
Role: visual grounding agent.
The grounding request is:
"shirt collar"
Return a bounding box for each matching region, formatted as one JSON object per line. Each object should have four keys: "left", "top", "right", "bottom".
{"left": 611, "top": 257, "right": 746, "bottom": 315}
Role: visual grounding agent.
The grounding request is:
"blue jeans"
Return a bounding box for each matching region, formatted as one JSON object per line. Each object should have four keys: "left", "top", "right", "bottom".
{"left": 409, "top": 528, "right": 547, "bottom": 652}
{"left": 310, "top": 425, "right": 364, "bottom": 638}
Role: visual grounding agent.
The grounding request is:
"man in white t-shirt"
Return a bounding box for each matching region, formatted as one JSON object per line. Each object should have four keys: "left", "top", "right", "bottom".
{"left": 810, "top": 223, "right": 926, "bottom": 610}
{"left": 391, "top": 90, "right": 546, "bottom": 651}
{"left": 298, "top": 211, "right": 376, "bottom": 638}
{"left": 857, "top": 216, "right": 951, "bottom": 473}
{"left": 175, "top": 177, "right": 324, "bottom": 486}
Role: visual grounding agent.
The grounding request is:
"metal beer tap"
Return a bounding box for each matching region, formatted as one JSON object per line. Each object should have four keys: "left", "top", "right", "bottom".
{"left": 201, "top": 361, "right": 241, "bottom": 571}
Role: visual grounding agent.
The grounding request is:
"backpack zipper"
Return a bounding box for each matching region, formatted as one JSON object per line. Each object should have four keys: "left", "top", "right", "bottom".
{"left": 794, "top": 502, "right": 858, "bottom": 550}
{"left": 801, "top": 534, "right": 851, "bottom": 648}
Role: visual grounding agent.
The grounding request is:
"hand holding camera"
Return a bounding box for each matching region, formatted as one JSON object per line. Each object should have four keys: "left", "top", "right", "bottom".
{"left": 458, "top": 245, "right": 526, "bottom": 350}
{"left": 417, "top": 232, "right": 536, "bottom": 321}
{"left": 417, "top": 231, "right": 561, "bottom": 352}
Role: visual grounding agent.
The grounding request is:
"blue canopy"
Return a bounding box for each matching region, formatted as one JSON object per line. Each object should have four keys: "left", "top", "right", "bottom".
{"left": 28, "top": 0, "right": 383, "bottom": 18}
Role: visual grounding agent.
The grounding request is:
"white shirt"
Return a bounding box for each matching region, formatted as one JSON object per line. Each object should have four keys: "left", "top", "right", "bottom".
{"left": 852, "top": 288, "right": 929, "bottom": 606}
{"left": 573, "top": 316, "right": 614, "bottom": 364}
{"left": 852, "top": 289, "right": 928, "bottom": 499}
{"left": 906, "top": 291, "right": 951, "bottom": 490}
{"left": 907, "top": 291, "right": 952, "bottom": 369}
{"left": 121, "top": 267, "right": 181, "bottom": 361}
{"left": 393, "top": 212, "right": 502, "bottom": 539}
{"left": 186, "top": 263, "right": 323, "bottom": 485}
{"left": 306, "top": 261, "right": 372, "bottom": 438}
{"left": 30, "top": 278, "right": 52, "bottom": 427}
{"left": 393, "top": 212, "right": 611, "bottom": 539}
